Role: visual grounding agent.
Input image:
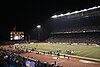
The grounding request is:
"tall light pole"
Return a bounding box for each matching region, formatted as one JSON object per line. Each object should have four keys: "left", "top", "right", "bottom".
{"left": 37, "top": 25, "right": 41, "bottom": 42}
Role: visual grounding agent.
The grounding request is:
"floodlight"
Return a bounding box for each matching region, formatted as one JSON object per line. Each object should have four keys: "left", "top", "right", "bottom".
{"left": 64, "top": 12, "right": 71, "bottom": 15}
{"left": 73, "top": 11, "right": 79, "bottom": 13}
{"left": 58, "top": 14, "right": 64, "bottom": 17}
{"left": 71, "top": 11, "right": 79, "bottom": 14}
{"left": 98, "top": 6, "right": 100, "bottom": 8}
{"left": 92, "top": 6, "right": 98, "bottom": 9}
{"left": 88, "top": 7, "right": 97, "bottom": 10}
{"left": 80, "top": 9, "right": 87, "bottom": 12}
{"left": 51, "top": 15, "right": 58, "bottom": 18}
{"left": 37, "top": 25, "right": 41, "bottom": 28}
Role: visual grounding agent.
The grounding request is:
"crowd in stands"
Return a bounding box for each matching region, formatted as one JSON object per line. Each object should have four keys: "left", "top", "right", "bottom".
{"left": 2, "top": 40, "right": 39, "bottom": 45}
{"left": 0, "top": 46, "right": 61, "bottom": 67}
{"left": 52, "top": 14, "right": 100, "bottom": 32}
{"left": 2, "top": 40, "right": 28, "bottom": 45}
{"left": 52, "top": 25, "right": 100, "bottom": 34}
{"left": 46, "top": 32, "right": 100, "bottom": 45}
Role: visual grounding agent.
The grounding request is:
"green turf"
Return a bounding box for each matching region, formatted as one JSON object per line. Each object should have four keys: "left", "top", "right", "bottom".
{"left": 19, "top": 43, "right": 100, "bottom": 59}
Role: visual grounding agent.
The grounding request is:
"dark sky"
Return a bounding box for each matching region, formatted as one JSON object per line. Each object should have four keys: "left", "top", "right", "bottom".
{"left": 0, "top": 0, "right": 100, "bottom": 41}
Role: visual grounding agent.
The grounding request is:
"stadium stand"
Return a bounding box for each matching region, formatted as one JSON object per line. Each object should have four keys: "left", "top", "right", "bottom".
{"left": 46, "top": 8, "right": 100, "bottom": 45}
{"left": 0, "top": 46, "right": 61, "bottom": 67}
{"left": 46, "top": 32, "right": 100, "bottom": 45}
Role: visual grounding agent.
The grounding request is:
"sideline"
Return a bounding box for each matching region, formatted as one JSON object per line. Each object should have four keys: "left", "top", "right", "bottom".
{"left": 37, "top": 49, "right": 100, "bottom": 62}
{"left": 61, "top": 54, "right": 100, "bottom": 62}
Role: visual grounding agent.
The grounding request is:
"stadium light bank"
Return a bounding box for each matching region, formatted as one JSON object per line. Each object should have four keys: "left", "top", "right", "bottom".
{"left": 51, "top": 5, "right": 100, "bottom": 18}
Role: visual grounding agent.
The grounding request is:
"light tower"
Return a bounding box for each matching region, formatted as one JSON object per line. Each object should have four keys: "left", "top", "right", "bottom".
{"left": 37, "top": 25, "right": 41, "bottom": 42}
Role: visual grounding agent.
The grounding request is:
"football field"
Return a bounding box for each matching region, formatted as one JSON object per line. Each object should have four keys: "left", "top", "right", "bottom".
{"left": 19, "top": 43, "right": 100, "bottom": 61}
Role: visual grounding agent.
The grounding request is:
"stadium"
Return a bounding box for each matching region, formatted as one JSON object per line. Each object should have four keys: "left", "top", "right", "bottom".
{"left": 0, "top": 4, "right": 100, "bottom": 67}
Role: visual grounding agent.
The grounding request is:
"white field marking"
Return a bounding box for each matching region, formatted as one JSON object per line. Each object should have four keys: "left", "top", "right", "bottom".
{"left": 44, "top": 54, "right": 48, "bottom": 55}
{"left": 57, "top": 60, "right": 65, "bottom": 64}
{"left": 52, "top": 57, "right": 58, "bottom": 60}
{"left": 59, "top": 56, "right": 65, "bottom": 58}
{"left": 79, "top": 60, "right": 100, "bottom": 64}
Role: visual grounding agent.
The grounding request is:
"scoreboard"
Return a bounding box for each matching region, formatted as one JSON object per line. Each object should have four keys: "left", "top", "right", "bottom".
{"left": 10, "top": 31, "right": 24, "bottom": 40}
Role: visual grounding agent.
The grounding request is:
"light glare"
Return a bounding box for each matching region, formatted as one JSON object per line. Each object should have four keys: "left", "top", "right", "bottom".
{"left": 51, "top": 15, "right": 58, "bottom": 18}
{"left": 37, "top": 25, "right": 41, "bottom": 28}
{"left": 58, "top": 14, "right": 64, "bottom": 17}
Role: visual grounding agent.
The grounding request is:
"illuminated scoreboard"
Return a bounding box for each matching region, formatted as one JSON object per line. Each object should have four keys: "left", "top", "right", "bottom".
{"left": 10, "top": 31, "right": 24, "bottom": 40}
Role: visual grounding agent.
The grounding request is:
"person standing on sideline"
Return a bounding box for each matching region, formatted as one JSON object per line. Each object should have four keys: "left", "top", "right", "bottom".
{"left": 68, "top": 56, "right": 69, "bottom": 59}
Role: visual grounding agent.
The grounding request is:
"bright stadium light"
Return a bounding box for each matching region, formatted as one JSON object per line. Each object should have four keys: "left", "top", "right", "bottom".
{"left": 71, "top": 11, "right": 79, "bottom": 14}
{"left": 51, "top": 15, "right": 58, "bottom": 18}
{"left": 73, "top": 11, "right": 79, "bottom": 13}
{"left": 64, "top": 12, "right": 71, "bottom": 15}
{"left": 37, "top": 25, "right": 41, "bottom": 28}
{"left": 98, "top": 6, "right": 100, "bottom": 8}
{"left": 88, "top": 6, "right": 98, "bottom": 10}
{"left": 82, "top": 9, "right": 88, "bottom": 11}
{"left": 92, "top": 6, "right": 98, "bottom": 9}
{"left": 80, "top": 9, "right": 88, "bottom": 12}
{"left": 58, "top": 14, "right": 64, "bottom": 17}
{"left": 88, "top": 8, "right": 93, "bottom": 10}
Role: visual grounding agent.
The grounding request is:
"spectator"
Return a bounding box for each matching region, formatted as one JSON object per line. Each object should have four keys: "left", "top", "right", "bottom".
{"left": 30, "top": 60, "right": 35, "bottom": 67}
{"left": 25, "top": 59, "right": 30, "bottom": 67}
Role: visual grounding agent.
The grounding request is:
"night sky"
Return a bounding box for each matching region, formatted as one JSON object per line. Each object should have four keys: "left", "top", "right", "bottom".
{"left": 0, "top": 1, "right": 100, "bottom": 42}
